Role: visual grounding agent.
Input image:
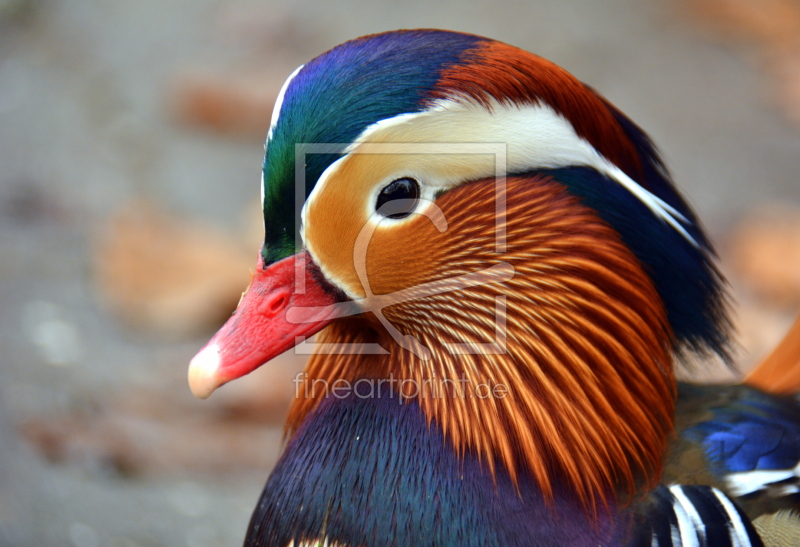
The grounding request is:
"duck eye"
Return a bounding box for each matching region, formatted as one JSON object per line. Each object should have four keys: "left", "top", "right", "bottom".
{"left": 376, "top": 177, "right": 420, "bottom": 219}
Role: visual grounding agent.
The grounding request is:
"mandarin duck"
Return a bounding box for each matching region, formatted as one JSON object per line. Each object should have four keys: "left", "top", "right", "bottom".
{"left": 188, "top": 30, "right": 800, "bottom": 546}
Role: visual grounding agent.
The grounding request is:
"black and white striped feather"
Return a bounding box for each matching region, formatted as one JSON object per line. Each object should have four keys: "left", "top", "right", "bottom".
{"left": 632, "top": 485, "right": 765, "bottom": 547}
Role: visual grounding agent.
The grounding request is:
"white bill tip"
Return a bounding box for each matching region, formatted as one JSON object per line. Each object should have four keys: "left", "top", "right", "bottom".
{"left": 188, "top": 343, "right": 224, "bottom": 399}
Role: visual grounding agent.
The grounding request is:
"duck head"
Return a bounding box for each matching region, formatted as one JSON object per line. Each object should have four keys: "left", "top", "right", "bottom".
{"left": 188, "top": 29, "right": 730, "bottom": 508}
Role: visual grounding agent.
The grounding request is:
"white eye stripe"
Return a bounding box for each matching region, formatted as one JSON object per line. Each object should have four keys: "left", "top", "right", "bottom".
{"left": 304, "top": 98, "right": 696, "bottom": 246}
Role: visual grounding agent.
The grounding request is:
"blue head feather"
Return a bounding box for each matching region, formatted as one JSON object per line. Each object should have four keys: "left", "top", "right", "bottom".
{"left": 261, "top": 30, "right": 483, "bottom": 263}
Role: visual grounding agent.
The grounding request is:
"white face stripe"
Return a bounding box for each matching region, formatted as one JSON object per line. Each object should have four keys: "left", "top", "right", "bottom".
{"left": 266, "top": 64, "right": 304, "bottom": 143}
{"left": 301, "top": 98, "right": 696, "bottom": 248}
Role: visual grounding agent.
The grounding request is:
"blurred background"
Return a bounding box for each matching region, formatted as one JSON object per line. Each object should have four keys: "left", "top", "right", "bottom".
{"left": 1, "top": 0, "right": 799, "bottom": 545}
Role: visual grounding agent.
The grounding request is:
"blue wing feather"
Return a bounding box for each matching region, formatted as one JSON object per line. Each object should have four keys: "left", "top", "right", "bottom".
{"left": 683, "top": 386, "right": 800, "bottom": 503}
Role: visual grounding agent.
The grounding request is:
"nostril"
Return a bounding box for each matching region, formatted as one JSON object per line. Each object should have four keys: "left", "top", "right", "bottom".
{"left": 264, "top": 290, "right": 290, "bottom": 317}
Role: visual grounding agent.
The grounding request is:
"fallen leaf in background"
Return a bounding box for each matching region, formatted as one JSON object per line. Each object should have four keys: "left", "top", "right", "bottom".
{"left": 683, "top": 0, "right": 800, "bottom": 44}
{"left": 682, "top": 0, "right": 800, "bottom": 125}
{"left": 717, "top": 203, "right": 800, "bottom": 381}
{"left": 745, "top": 315, "right": 800, "bottom": 393}
{"left": 17, "top": 395, "right": 283, "bottom": 476}
{"left": 726, "top": 203, "right": 800, "bottom": 305}
{"left": 166, "top": 6, "right": 315, "bottom": 139}
{"left": 93, "top": 200, "right": 254, "bottom": 338}
{"left": 169, "top": 73, "right": 277, "bottom": 138}
{"left": 47, "top": 199, "right": 307, "bottom": 476}
{"left": 16, "top": 348, "right": 305, "bottom": 476}
{"left": 680, "top": 0, "right": 800, "bottom": 381}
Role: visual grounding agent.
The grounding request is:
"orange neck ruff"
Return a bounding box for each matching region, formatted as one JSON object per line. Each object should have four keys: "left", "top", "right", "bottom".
{"left": 287, "top": 175, "right": 675, "bottom": 511}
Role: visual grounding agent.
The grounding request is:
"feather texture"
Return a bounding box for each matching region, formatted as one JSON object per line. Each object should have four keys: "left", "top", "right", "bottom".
{"left": 289, "top": 174, "right": 675, "bottom": 510}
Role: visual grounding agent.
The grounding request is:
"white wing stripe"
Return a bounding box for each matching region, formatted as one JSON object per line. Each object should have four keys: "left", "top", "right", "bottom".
{"left": 669, "top": 485, "right": 705, "bottom": 546}
{"left": 725, "top": 461, "right": 800, "bottom": 497}
{"left": 711, "top": 487, "right": 752, "bottom": 547}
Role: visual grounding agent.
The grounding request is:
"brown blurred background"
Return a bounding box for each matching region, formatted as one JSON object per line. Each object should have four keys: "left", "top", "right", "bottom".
{"left": 1, "top": 0, "right": 799, "bottom": 545}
